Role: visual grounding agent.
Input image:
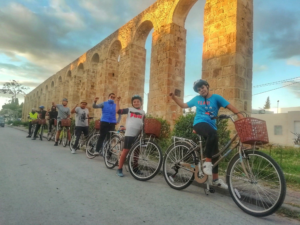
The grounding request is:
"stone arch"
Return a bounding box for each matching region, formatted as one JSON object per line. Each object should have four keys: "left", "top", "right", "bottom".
{"left": 133, "top": 20, "right": 154, "bottom": 47}
{"left": 51, "top": 81, "right": 54, "bottom": 88}
{"left": 91, "top": 53, "right": 100, "bottom": 63}
{"left": 108, "top": 40, "right": 122, "bottom": 61}
{"left": 78, "top": 63, "right": 84, "bottom": 72}
{"left": 170, "top": 0, "right": 198, "bottom": 27}
{"left": 67, "top": 70, "right": 72, "bottom": 78}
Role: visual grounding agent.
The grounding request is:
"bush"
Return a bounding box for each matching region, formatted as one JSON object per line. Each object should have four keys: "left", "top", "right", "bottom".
{"left": 12, "top": 120, "right": 22, "bottom": 126}
{"left": 22, "top": 121, "right": 29, "bottom": 127}
{"left": 172, "top": 112, "right": 231, "bottom": 147}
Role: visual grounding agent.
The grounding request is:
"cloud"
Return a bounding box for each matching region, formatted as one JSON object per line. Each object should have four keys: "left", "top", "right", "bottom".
{"left": 253, "top": 64, "right": 268, "bottom": 72}
{"left": 254, "top": 2, "right": 300, "bottom": 59}
{"left": 287, "top": 59, "right": 300, "bottom": 67}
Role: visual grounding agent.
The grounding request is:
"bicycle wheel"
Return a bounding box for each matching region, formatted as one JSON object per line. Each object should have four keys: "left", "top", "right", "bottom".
{"left": 86, "top": 134, "right": 99, "bottom": 159}
{"left": 69, "top": 134, "right": 77, "bottom": 151}
{"left": 128, "top": 139, "right": 163, "bottom": 181}
{"left": 163, "top": 142, "right": 196, "bottom": 190}
{"left": 104, "top": 135, "right": 121, "bottom": 169}
{"left": 40, "top": 125, "right": 44, "bottom": 140}
{"left": 47, "top": 130, "right": 53, "bottom": 141}
{"left": 227, "top": 150, "right": 286, "bottom": 217}
{"left": 62, "top": 128, "right": 68, "bottom": 147}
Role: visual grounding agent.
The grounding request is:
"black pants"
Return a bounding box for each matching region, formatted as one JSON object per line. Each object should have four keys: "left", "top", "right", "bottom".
{"left": 28, "top": 122, "right": 33, "bottom": 136}
{"left": 49, "top": 119, "right": 55, "bottom": 132}
{"left": 74, "top": 126, "right": 89, "bottom": 148}
{"left": 95, "top": 122, "right": 115, "bottom": 153}
{"left": 193, "top": 122, "right": 219, "bottom": 174}
{"left": 33, "top": 124, "right": 41, "bottom": 137}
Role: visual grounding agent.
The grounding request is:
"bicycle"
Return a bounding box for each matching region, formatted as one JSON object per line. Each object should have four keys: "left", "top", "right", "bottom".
{"left": 47, "top": 119, "right": 57, "bottom": 141}
{"left": 163, "top": 113, "right": 286, "bottom": 217}
{"left": 104, "top": 126, "right": 163, "bottom": 181}
{"left": 70, "top": 117, "right": 99, "bottom": 152}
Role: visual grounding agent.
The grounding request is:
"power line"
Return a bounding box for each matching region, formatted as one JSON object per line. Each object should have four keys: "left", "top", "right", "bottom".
{"left": 253, "top": 76, "right": 300, "bottom": 88}
{"left": 252, "top": 81, "right": 300, "bottom": 96}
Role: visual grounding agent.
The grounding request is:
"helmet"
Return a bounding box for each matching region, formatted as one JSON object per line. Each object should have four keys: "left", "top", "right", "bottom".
{"left": 131, "top": 95, "right": 143, "bottom": 104}
{"left": 39, "top": 105, "right": 45, "bottom": 109}
{"left": 193, "top": 79, "right": 209, "bottom": 93}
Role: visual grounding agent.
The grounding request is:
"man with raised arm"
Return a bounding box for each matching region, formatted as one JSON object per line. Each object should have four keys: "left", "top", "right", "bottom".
{"left": 52, "top": 98, "right": 71, "bottom": 146}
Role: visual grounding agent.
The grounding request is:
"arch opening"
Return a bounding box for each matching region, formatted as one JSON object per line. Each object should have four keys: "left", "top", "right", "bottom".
{"left": 51, "top": 81, "right": 54, "bottom": 88}
{"left": 92, "top": 53, "right": 100, "bottom": 63}
{"left": 67, "top": 70, "right": 72, "bottom": 78}
{"left": 172, "top": 0, "right": 198, "bottom": 27}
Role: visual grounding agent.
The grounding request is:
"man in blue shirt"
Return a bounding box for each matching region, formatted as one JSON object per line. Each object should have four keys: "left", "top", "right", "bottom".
{"left": 92, "top": 93, "right": 120, "bottom": 156}
{"left": 169, "top": 79, "right": 243, "bottom": 189}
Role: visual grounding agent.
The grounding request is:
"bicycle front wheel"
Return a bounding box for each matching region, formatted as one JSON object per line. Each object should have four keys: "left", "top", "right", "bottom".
{"left": 70, "top": 134, "right": 77, "bottom": 151}
{"left": 86, "top": 134, "right": 99, "bottom": 159}
{"left": 128, "top": 139, "right": 163, "bottom": 181}
{"left": 62, "top": 128, "right": 68, "bottom": 147}
{"left": 227, "top": 150, "right": 286, "bottom": 217}
{"left": 163, "top": 142, "right": 196, "bottom": 190}
{"left": 104, "top": 135, "right": 121, "bottom": 169}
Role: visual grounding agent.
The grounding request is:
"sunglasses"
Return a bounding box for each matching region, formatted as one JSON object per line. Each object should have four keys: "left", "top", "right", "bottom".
{"left": 110, "top": 96, "right": 116, "bottom": 99}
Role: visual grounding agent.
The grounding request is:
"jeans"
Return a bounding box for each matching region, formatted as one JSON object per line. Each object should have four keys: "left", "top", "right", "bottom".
{"left": 74, "top": 126, "right": 89, "bottom": 148}
{"left": 95, "top": 121, "right": 115, "bottom": 153}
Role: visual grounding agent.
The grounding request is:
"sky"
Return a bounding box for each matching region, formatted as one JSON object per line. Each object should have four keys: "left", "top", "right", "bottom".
{"left": 1, "top": 0, "right": 300, "bottom": 111}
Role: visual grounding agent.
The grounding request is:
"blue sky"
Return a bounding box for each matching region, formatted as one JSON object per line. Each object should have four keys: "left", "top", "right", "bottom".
{"left": 1, "top": 0, "right": 300, "bottom": 111}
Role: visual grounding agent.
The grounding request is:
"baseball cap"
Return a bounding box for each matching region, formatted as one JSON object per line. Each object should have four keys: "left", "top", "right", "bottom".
{"left": 62, "top": 98, "right": 68, "bottom": 102}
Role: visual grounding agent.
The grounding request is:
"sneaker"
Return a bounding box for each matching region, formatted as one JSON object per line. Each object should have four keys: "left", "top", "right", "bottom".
{"left": 93, "top": 151, "right": 99, "bottom": 156}
{"left": 54, "top": 142, "right": 58, "bottom": 146}
{"left": 212, "top": 178, "right": 228, "bottom": 190}
{"left": 71, "top": 149, "right": 75, "bottom": 154}
{"left": 26, "top": 135, "right": 31, "bottom": 138}
{"left": 117, "top": 169, "right": 124, "bottom": 177}
{"left": 203, "top": 162, "right": 213, "bottom": 176}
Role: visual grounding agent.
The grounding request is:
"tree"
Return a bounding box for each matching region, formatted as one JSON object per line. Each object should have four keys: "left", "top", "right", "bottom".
{"left": 0, "top": 80, "right": 29, "bottom": 101}
{"left": 263, "top": 96, "right": 270, "bottom": 109}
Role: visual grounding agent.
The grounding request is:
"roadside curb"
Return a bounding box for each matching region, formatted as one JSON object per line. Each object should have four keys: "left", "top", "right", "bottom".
{"left": 8, "top": 125, "right": 300, "bottom": 218}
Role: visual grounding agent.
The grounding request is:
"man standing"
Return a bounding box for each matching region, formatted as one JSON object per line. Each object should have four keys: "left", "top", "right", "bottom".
{"left": 26, "top": 108, "right": 38, "bottom": 138}
{"left": 32, "top": 106, "right": 47, "bottom": 140}
{"left": 93, "top": 93, "right": 120, "bottom": 156}
{"left": 47, "top": 106, "right": 58, "bottom": 133}
{"left": 70, "top": 100, "right": 89, "bottom": 154}
{"left": 52, "top": 98, "right": 71, "bottom": 146}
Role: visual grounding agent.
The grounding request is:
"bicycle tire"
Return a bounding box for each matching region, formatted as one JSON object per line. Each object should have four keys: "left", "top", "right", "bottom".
{"left": 47, "top": 130, "right": 53, "bottom": 141}
{"left": 86, "top": 134, "right": 99, "bottom": 159}
{"left": 69, "top": 134, "right": 77, "bottom": 151}
{"left": 163, "top": 141, "right": 196, "bottom": 190}
{"left": 40, "top": 125, "right": 44, "bottom": 141}
{"left": 128, "top": 139, "right": 163, "bottom": 181}
{"left": 62, "top": 128, "right": 68, "bottom": 147}
{"left": 226, "top": 150, "right": 286, "bottom": 217}
{"left": 104, "top": 135, "right": 121, "bottom": 169}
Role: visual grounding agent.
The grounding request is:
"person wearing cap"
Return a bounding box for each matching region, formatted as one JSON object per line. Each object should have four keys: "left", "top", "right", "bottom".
{"left": 169, "top": 79, "right": 243, "bottom": 189}
{"left": 26, "top": 108, "right": 38, "bottom": 138}
{"left": 52, "top": 98, "right": 71, "bottom": 146}
{"left": 92, "top": 93, "right": 120, "bottom": 156}
{"left": 32, "top": 106, "right": 47, "bottom": 140}
{"left": 70, "top": 100, "right": 90, "bottom": 154}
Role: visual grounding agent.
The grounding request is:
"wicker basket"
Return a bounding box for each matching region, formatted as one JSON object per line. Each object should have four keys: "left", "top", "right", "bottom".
{"left": 234, "top": 117, "right": 269, "bottom": 145}
{"left": 31, "top": 119, "right": 39, "bottom": 124}
{"left": 61, "top": 118, "right": 71, "bottom": 127}
{"left": 95, "top": 120, "right": 101, "bottom": 130}
{"left": 144, "top": 118, "right": 161, "bottom": 138}
{"left": 38, "top": 119, "right": 46, "bottom": 125}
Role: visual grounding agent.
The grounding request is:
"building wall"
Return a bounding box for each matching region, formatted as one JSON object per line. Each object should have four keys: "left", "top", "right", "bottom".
{"left": 23, "top": 0, "right": 253, "bottom": 128}
{"left": 252, "top": 111, "right": 300, "bottom": 146}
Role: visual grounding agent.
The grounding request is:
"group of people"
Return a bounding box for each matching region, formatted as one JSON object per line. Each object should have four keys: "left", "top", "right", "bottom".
{"left": 26, "top": 79, "right": 243, "bottom": 188}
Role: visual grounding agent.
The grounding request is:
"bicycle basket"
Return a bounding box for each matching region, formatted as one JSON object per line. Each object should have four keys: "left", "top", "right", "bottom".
{"left": 61, "top": 118, "right": 71, "bottom": 127}
{"left": 144, "top": 118, "right": 161, "bottom": 138}
{"left": 32, "top": 119, "right": 39, "bottom": 124}
{"left": 38, "top": 119, "right": 46, "bottom": 125}
{"left": 234, "top": 117, "right": 269, "bottom": 145}
{"left": 95, "top": 120, "right": 101, "bottom": 130}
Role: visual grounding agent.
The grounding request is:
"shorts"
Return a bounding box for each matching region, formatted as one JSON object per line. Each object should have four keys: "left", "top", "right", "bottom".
{"left": 124, "top": 136, "right": 138, "bottom": 149}
{"left": 57, "top": 121, "right": 70, "bottom": 131}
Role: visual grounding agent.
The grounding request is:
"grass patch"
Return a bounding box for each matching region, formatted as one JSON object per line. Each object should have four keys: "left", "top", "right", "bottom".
{"left": 276, "top": 207, "right": 300, "bottom": 221}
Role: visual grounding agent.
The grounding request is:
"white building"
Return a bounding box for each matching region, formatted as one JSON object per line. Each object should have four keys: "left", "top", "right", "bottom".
{"left": 252, "top": 108, "right": 300, "bottom": 146}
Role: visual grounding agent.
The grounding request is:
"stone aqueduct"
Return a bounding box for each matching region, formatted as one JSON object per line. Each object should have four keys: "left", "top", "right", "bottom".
{"left": 22, "top": 0, "right": 253, "bottom": 127}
